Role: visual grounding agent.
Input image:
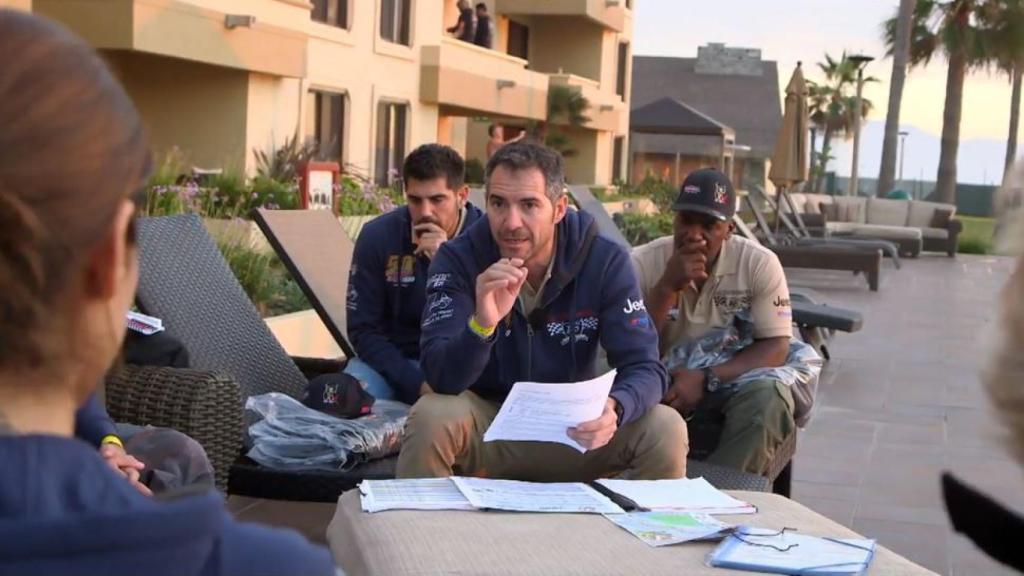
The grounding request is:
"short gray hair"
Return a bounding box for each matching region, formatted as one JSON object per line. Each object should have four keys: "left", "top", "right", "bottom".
{"left": 485, "top": 141, "right": 566, "bottom": 203}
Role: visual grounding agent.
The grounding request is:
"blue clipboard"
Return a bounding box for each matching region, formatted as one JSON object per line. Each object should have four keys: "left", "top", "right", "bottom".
{"left": 707, "top": 527, "right": 876, "bottom": 576}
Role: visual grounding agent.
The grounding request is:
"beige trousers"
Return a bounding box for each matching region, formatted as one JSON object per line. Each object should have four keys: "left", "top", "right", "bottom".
{"left": 396, "top": 391, "right": 688, "bottom": 481}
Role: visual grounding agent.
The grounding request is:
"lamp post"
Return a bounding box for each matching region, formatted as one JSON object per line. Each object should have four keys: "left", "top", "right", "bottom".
{"left": 898, "top": 129, "right": 909, "bottom": 185}
{"left": 847, "top": 54, "right": 874, "bottom": 196}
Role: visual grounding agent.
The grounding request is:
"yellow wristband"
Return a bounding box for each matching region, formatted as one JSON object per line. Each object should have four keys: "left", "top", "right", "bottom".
{"left": 468, "top": 315, "right": 496, "bottom": 339}
{"left": 100, "top": 435, "right": 123, "bottom": 448}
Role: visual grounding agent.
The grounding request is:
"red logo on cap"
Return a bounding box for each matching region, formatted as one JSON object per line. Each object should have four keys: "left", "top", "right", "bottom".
{"left": 714, "top": 183, "right": 728, "bottom": 205}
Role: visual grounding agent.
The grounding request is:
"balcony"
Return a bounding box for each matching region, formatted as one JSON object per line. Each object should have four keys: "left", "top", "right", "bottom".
{"left": 34, "top": 0, "right": 307, "bottom": 78}
{"left": 496, "top": 0, "right": 625, "bottom": 32}
{"left": 421, "top": 37, "right": 548, "bottom": 121}
{"left": 548, "top": 73, "right": 624, "bottom": 132}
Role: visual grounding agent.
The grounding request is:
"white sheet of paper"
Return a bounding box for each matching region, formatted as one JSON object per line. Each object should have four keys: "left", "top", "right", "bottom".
{"left": 596, "top": 477, "right": 757, "bottom": 515}
{"left": 359, "top": 478, "right": 475, "bottom": 513}
{"left": 482, "top": 370, "right": 616, "bottom": 452}
{"left": 451, "top": 477, "right": 624, "bottom": 514}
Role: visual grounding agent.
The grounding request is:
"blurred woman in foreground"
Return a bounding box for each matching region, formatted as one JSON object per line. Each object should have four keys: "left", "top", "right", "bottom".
{"left": 0, "top": 10, "right": 334, "bottom": 576}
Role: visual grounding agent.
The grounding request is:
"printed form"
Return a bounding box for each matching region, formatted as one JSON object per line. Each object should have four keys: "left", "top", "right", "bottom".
{"left": 359, "top": 478, "right": 475, "bottom": 513}
{"left": 483, "top": 370, "right": 616, "bottom": 452}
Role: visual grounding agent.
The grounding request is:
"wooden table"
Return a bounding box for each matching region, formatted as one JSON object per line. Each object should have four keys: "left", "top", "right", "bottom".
{"left": 327, "top": 491, "right": 935, "bottom": 575}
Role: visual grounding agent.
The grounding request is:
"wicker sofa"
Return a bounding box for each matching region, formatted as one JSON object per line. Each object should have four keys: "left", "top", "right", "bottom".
{"left": 787, "top": 193, "right": 963, "bottom": 257}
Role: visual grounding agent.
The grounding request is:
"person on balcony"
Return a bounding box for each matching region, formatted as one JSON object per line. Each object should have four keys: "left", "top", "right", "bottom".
{"left": 473, "top": 2, "right": 493, "bottom": 49}
{"left": 346, "top": 144, "right": 484, "bottom": 404}
{"left": 446, "top": 0, "right": 476, "bottom": 43}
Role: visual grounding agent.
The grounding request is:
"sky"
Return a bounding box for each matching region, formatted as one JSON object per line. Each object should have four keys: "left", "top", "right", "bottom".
{"left": 632, "top": 0, "right": 1021, "bottom": 184}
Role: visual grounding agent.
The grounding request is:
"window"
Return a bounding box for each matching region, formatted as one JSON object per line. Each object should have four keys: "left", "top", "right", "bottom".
{"left": 507, "top": 21, "right": 529, "bottom": 61}
{"left": 311, "top": 0, "right": 348, "bottom": 28}
{"left": 612, "top": 136, "right": 624, "bottom": 182}
{"left": 616, "top": 42, "right": 629, "bottom": 99}
{"left": 380, "top": 0, "right": 411, "bottom": 45}
{"left": 305, "top": 90, "right": 346, "bottom": 163}
{"left": 375, "top": 101, "right": 408, "bottom": 186}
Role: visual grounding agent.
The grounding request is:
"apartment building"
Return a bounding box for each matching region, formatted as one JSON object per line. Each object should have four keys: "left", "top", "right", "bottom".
{"left": 24, "top": 0, "right": 634, "bottom": 186}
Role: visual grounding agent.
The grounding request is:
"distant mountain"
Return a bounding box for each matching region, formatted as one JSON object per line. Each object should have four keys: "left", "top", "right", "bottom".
{"left": 826, "top": 121, "right": 1014, "bottom": 186}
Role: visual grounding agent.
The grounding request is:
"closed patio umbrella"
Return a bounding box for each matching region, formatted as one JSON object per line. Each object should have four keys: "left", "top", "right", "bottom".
{"left": 768, "top": 63, "right": 809, "bottom": 232}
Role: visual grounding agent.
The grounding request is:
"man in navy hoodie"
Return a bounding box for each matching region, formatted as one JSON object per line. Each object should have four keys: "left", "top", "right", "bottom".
{"left": 346, "top": 144, "right": 483, "bottom": 404}
{"left": 397, "top": 142, "right": 687, "bottom": 480}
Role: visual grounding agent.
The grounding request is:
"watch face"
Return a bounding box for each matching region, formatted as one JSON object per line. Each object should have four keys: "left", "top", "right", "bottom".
{"left": 705, "top": 370, "right": 720, "bottom": 392}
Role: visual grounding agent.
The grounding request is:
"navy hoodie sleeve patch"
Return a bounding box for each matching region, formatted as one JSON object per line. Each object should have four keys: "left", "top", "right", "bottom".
{"left": 597, "top": 242, "right": 669, "bottom": 424}
{"left": 419, "top": 241, "right": 494, "bottom": 395}
{"left": 347, "top": 217, "right": 425, "bottom": 403}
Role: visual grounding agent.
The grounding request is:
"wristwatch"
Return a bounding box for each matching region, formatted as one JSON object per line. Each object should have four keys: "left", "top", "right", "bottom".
{"left": 703, "top": 367, "right": 723, "bottom": 393}
{"left": 613, "top": 399, "right": 625, "bottom": 425}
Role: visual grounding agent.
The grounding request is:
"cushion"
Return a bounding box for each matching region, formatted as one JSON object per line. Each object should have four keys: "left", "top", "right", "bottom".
{"left": 788, "top": 193, "right": 812, "bottom": 215}
{"left": 821, "top": 202, "right": 841, "bottom": 222}
{"left": 833, "top": 197, "right": 866, "bottom": 224}
{"left": 866, "top": 197, "right": 911, "bottom": 227}
{"left": 931, "top": 208, "right": 955, "bottom": 229}
{"left": 920, "top": 227, "right": 950, "bottom": 240}
{"left": 800, "top": 193, "right": 832, "bottom": 216}
{"left": 907, "top": 200, "right": 957, "bottom": 228}
{"left": 827, "top": 222, "right": 923, "bottom": 241}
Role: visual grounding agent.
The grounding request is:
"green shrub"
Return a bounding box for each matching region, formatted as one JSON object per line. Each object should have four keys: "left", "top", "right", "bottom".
{"left": 958, "top": 236, "right": 992, "bottom": 255}
{"left": 217, "top": 239, "right": 310, "bottom": 317}
{"left": 465, "top": 158, "right": 485, "bottom": 185}
{"left": 617, "top": 173, "right": 676, "bottom": 212}
{"left": 616, "top": 212, "right": 673, "bottom": 247}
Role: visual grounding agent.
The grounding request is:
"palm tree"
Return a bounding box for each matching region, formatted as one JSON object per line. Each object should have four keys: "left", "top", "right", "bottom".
{"left": 877, "top": 0, "right": 917, "bottom": 197}
{"left": 806, "top": 80, "right": 830, "bottom": 182}
{"left": 530, "top": 84, "right": 591, "bottom": 158}
{"left": 810, "top": 53, "right": 876, "bottom": 193}
{"left": 985, "top": 0, "right": 1024, "bottom": 183}
{"left": 885, "top": 0, "right": 991, "bottom": 204}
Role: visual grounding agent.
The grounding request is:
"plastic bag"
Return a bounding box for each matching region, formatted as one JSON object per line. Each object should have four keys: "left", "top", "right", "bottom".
{"left": 244, "top": 393, "right": 408, "bottom": 471}
{"left": 663, "top": 311, "right": 823, "bottom": 427}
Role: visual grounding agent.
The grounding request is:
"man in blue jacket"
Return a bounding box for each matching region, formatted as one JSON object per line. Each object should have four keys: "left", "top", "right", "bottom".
{"left": 346, "top": 144, "right": 484, "bottom": 404}
{"left": 397, "top": 142, "right": 687, "bottom": 480}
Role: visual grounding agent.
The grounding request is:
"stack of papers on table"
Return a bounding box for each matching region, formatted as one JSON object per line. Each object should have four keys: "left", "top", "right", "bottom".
{"left": 359, "top": 479, "right": 475, "bottom": 512}
{"left": 708, "top": 527, "right": 876, "bottom": 575}
{"left": 359, "top": 477, "right": 624, "bottom": 514}
{"left": 595, "top": 477, "right": 757, "bottom": 515}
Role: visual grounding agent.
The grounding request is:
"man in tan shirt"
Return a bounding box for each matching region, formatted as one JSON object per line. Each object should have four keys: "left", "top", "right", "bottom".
{"left": 632, "top": 168, "right": 794, "bottom": 474}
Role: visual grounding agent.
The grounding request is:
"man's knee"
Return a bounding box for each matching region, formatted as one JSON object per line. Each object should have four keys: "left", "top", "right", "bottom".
{"left": 629, "top": 405, "right": 688, "bottom": 477}
{"left": 403, "top": 393, "right": 479, "bottom": 444}
{"left": 727, "top": 380, "right": 795, "bottom": 433}
{"left": 644, "top": 404, "right": 689, "bottom": 448}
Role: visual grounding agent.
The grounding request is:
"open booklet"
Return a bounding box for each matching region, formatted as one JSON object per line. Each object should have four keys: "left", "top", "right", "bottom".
{"left": 359, "top": 476, "right": 754, "bottom": 516}
{"left": 360, "top": 477, "right": 623, "bottom": 514}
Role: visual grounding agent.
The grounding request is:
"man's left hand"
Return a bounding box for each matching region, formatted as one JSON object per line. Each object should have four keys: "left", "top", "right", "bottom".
{"left": 568, "top": 398, "right": 618, "bottom": 451}
{"left": 413, "top": 222, "right": 448, "bottom": 260}
{"left": 100, "top": 443, "right": 153, "bottom": 497}
{"left": 663, "top": 368, "right": 705, "bottom": 414}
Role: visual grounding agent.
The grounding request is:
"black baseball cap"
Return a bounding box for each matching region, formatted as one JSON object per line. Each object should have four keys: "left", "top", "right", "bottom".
{"left": 671, "top": 168, "right": 736, "bottom": 221}
{"left": 302, "top": 373, "right": 375, "bottom": 419}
